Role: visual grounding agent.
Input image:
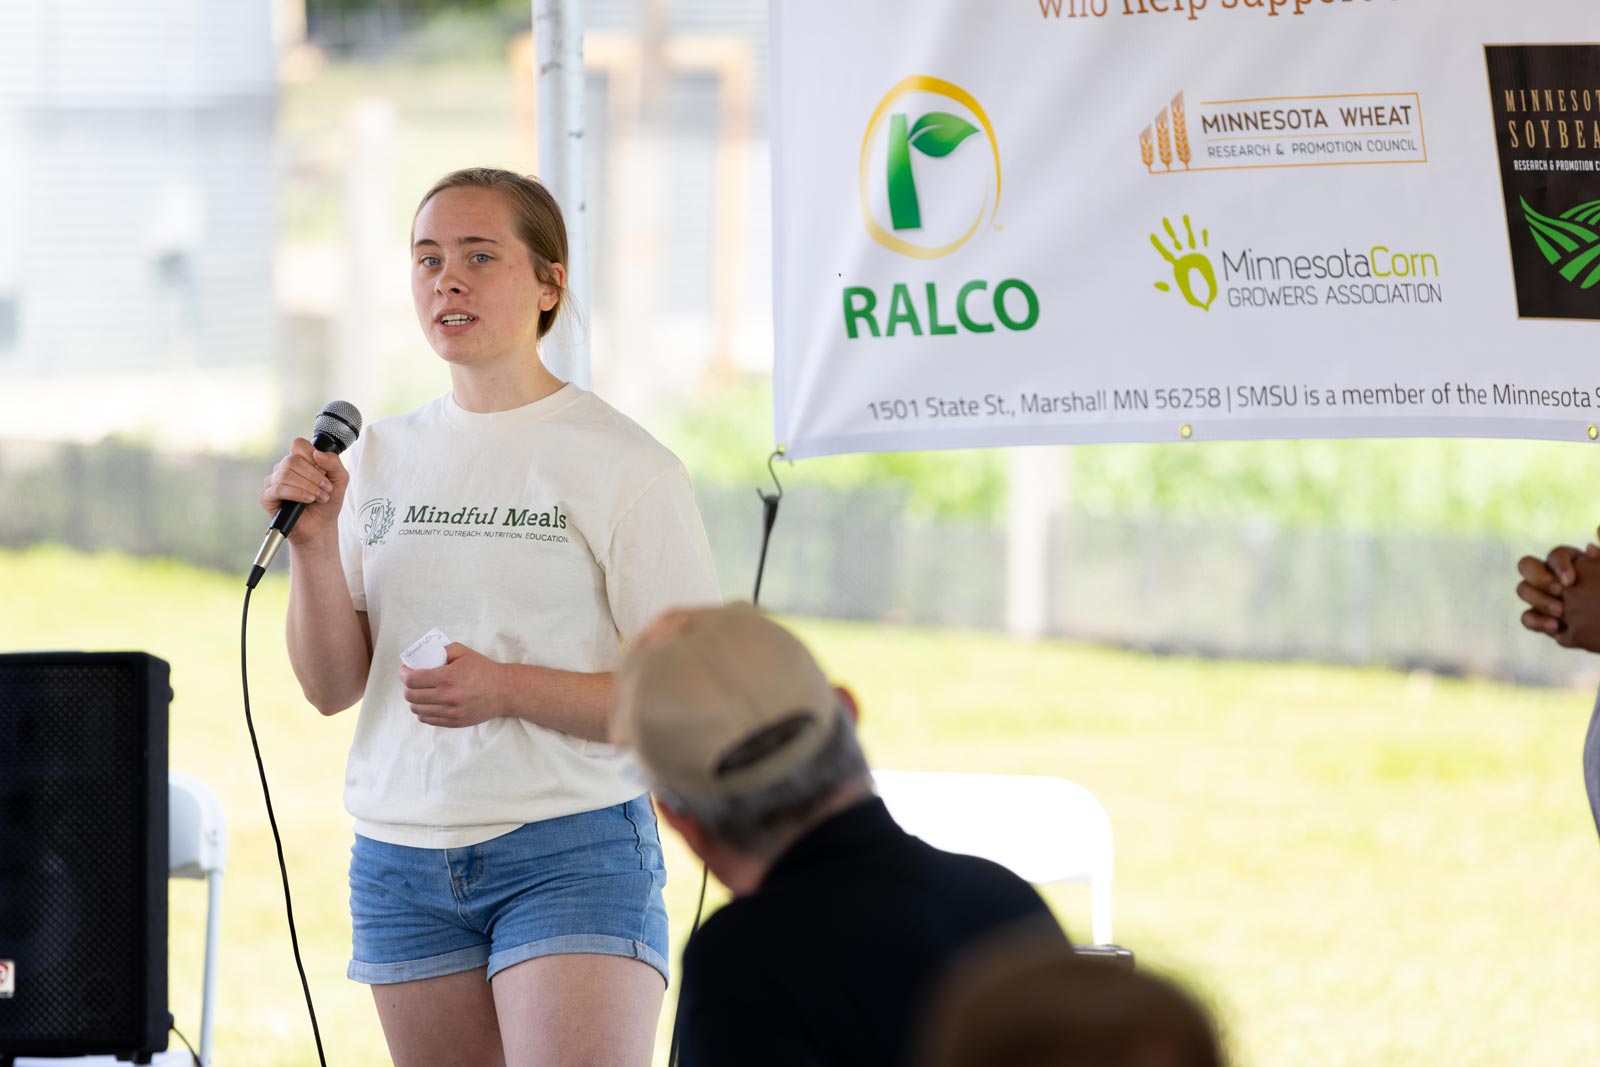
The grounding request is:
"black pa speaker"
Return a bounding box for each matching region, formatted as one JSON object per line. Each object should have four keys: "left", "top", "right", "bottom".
{"left": 0, "top": 652, "right": 170, "bottom": 1062}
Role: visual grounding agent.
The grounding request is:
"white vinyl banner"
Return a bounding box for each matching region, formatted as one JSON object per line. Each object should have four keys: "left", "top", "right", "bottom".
{"left": 770, "top": 1, "right": 1600, "bottom": 458}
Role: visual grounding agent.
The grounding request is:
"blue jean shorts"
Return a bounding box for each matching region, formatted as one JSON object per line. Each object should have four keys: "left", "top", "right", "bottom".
{"left": 347, "top": 794, "right": 669, "bottom": 986}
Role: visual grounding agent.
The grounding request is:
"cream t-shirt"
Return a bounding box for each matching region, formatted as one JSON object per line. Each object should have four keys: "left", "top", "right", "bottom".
{"left": 336, "top": 384, "right": 721, "bottom": 848}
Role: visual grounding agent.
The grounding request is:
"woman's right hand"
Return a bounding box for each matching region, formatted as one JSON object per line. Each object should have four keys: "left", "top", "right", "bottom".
{"left": 259, "top": 437, "right": 349, "bottom": 545}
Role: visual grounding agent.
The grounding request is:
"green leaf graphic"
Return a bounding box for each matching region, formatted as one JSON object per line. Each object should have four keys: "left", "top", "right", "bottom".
{"left": 888, "top": 113, "right": 920, "bottom": 231}
{"left": 908, "top": 112, "right": 979, "bottom": 158}
{"left": 1523, "top": 198, "right": 1600, "bottom": 289}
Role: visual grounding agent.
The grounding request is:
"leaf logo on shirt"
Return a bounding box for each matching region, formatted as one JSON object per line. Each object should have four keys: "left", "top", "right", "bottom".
{"left": 360, "top": 497, "right": 396, "bottom": 546}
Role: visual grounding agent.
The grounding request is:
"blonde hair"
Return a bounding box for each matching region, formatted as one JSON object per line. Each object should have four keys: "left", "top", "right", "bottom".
{"left": 414, "top": 168, "right": 568, "bottom": 340}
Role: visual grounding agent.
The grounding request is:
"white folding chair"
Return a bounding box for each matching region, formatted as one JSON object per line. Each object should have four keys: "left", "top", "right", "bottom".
{"left": 17, "top": 772, "right": 226, "bottom": 1066}
{"left": 871, "top": 770, "right": 1115, "bottom": 947}
{"left": 166, "top": 772, "right": 226, "bottom": 1065}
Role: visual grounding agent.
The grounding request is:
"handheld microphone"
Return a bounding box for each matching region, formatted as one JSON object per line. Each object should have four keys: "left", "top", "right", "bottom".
{"left": 247, "top": 400, "right": 363, "bottom": 589}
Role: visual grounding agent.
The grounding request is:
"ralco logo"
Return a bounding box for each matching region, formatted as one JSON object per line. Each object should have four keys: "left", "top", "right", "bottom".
{"left": 844, "top": 76, "right": 1041, "bottom": 340}
{"left": 858, "top": 75, "right": 1001, "bottom": 259}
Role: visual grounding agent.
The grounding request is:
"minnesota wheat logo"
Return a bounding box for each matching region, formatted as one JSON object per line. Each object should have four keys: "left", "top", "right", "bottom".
{"left": 1141, "top": 94, "right": 1193, "bottom": 173}
{"left": 1139, "top": 88, "right": 1427, "bottom": 174}
{"left": 1149, "top": 214, "right": 1217, "bottom": 311}
{"left": 359, "top": 497, "right": 396, "bottom": 546}
{"left": 860, "top": 76, "right": 1001, "bottom": 259}
{"left": 1521, "top": 198, "right": 1600, "bottom": 290}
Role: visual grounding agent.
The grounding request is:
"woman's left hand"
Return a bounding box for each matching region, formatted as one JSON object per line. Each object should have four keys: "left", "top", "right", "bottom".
{"left": 400, "top": 643, "right": 510, "bottom": 728}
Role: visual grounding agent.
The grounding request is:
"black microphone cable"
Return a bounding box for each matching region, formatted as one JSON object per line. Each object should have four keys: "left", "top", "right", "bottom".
{"left": 669, "top": 447, "right": 788, "bottom": 1067}
{"left": 235, "top": 402, "right": 359, "bottom": 1067}
{"left": 242, "top": 583, "right": 329, "bottom": 1067}
{"left": 169, "top": 1016, "right": 203, "bottom": 1066}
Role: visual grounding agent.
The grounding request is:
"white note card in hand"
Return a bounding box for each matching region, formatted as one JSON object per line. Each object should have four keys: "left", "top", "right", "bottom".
{"left": 401, "top": 628, "right": 452, "bottom": 670}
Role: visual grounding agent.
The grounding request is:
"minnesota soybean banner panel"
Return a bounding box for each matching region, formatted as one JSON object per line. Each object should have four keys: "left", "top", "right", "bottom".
{"left": 770, "top": 0, "right": 1600, "bottom": 458}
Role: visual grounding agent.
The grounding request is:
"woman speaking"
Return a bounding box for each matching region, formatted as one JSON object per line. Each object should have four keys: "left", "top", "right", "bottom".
{"left": 260, "top": 167, "right": 720, "bottom": 1066}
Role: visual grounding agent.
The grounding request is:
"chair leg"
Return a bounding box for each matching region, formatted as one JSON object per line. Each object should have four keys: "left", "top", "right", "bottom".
{"left": 199, "top": 870, "right": 223, "bottom": 1065}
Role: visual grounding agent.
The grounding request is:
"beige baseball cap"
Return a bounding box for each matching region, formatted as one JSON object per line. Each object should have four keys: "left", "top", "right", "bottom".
{"left": 613, "top": 603, "right": 839, "bottom": 799}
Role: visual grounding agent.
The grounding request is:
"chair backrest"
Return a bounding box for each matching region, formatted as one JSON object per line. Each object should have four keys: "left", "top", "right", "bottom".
{"left": 168, "top": 772, "right": 227, "bottom": 880}
{"left": 168, "top": 772, "right": 226, "bottom": 1066}
{"left": 872, "top": 770, "right": 1114, "bottom": 943}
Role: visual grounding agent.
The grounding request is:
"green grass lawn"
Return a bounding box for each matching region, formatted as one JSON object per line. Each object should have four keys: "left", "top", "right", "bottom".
{"left": 3, "top": 544, "right": 1598, "bottom": 1065}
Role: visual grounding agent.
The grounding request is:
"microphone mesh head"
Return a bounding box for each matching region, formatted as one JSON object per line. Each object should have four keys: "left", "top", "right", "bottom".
{"left": 314, "top": 400, "right": 363, "bottom": 452}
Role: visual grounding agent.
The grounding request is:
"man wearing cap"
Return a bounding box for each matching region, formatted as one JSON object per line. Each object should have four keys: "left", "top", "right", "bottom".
{"left": 613, "top": 603, "right": 1065, "bottom": 1067}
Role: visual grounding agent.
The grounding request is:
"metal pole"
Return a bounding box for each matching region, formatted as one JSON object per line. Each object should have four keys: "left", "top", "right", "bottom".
{"left": 1005, "top": 447, "right": 1066, "bottom": 639}
{"left": 533, "top": 0, "right": 590, "bottom": 389}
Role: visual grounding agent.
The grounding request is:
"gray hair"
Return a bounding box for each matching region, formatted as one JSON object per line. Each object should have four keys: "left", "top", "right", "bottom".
{"left": 652, "top": 705, "right": 871, "bottom": 857}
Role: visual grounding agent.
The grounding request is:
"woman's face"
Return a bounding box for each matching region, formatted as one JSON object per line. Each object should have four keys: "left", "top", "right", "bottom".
{"left": 410, "top": 185, "right": 561, "bottom": 368}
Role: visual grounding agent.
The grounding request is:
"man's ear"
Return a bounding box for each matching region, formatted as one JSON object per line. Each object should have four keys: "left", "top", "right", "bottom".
{"left": 835, "top": 685, "right": 859, "bottom": 725}
{"left": 655, "top": 797, "right": 709, "bottom": 855}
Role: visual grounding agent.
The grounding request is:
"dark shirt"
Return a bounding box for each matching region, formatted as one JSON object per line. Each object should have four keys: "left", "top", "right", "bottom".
{"left": 674, "top": 796, "right": 1065, "bottom": 1067}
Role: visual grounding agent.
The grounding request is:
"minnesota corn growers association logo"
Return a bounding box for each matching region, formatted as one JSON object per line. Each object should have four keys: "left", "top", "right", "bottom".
{"left": 859, "top": 76, "right": 1001, "bottom": 259}
{"left": 1148, "top": 213, "right": 1217, "bottom": 311}
{"left": 359, "top": 497, "right": 395, "bottom": 546}
{"left": 1143, "top": 211, "right": 1445, "bottom": 315}
{"left": 1521, "top": 198, "right": 1600, "bottom": 291}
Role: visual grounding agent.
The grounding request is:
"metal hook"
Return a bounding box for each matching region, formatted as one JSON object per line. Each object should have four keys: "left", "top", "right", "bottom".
{"left": 752, "top": 447, "right": 789, "bottom": 605}
{"left": 759, "top": 446, "right": 788, "bottom": 504}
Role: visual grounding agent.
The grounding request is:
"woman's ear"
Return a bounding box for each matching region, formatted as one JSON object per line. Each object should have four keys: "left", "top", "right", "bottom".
{"left": 539, "top": 262, "right": 567, "bottom": 312}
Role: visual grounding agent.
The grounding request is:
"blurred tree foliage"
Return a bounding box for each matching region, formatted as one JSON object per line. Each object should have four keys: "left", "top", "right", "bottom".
{"left": 660, "top": 376, "right": 1600, "bottom": 541}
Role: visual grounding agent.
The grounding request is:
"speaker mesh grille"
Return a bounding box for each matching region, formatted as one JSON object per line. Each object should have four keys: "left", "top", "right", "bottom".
{"left": 0, "top": 654, "right": 167, "bottom": 1055}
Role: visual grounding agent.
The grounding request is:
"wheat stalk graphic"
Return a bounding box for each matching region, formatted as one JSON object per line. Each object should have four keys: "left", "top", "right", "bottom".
{"left": 1156, "top": 109, "right": 1173, "bottom": 171}
{"left": 1171, "top": 93, "right": 1191, "bottom": 170}
{"left": 1139, "top": 126, "right": 1154, "bottom": 172}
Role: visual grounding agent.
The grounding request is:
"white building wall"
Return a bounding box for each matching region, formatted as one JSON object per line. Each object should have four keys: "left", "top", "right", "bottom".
{"left": 0, "top": 0, "right": 279, "bottom": 448}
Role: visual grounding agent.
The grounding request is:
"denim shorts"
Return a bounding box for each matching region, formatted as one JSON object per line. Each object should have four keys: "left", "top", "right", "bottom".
{"left": 347, "top": 794, "right": 669, "bottom": 985}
